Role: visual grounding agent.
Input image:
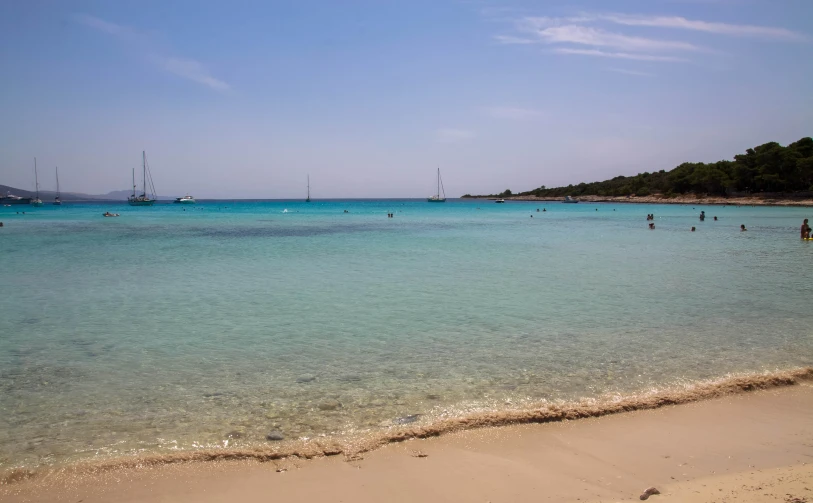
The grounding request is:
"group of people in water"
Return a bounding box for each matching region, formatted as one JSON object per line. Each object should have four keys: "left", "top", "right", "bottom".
{"left": 2, "top": 208, "right": 810, "bottom": 239}
{"left": 647, "top": 210, "right": 748, "bottom": 231}
{"left": 645, "top": 211, "right": 813, "bottom": 236}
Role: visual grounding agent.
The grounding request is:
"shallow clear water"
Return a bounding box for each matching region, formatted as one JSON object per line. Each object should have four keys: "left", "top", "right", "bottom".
{"left": 1, "top": 199, "right": 811, "bottom": 469}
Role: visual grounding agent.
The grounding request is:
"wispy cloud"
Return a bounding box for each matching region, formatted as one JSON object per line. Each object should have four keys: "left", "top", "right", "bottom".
{"left": 75, "top": 14, "right": 133, "bottom": 37}
{"left": 75, "top": 14, "right": 230, "bottom": 91}
{"left": 495, "top": 11, "right": 805, "bottom": 66}
{"left": 524, "top": 21, "right": 702, "bottom": 53}
{"left": 158, "top": 57, "right": 230, "bottom": 91}
{"left": 598, "top": 14, "right": 807, "bottom": 41}
{"left": 553, "top": 48, "right": 687, "bottom": 62}
{"left": 493, "top": 35, "right": 537, "bottom": 45}
{"left": 485, "top": 106, "right": 542, "bottom": 119}
{"left": 435, "top": 128, "right": 476, "bottom": 142}
{"left": 606, "top": 68, "right": 655, "bottom": 77}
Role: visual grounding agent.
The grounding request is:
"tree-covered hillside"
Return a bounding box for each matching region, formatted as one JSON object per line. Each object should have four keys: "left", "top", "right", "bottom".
{"left": 466, "top": 138, "right": 813, "bottom": 198}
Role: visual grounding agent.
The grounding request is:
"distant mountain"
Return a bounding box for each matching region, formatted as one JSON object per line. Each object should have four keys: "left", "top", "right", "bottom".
{"left": 99, "top": 189, "right": 174, "bottom": 200}
{"left": 101, "top": 190, "right": 135, "bottom": 200}
{"left": 0, "top": 184, "right": 176, "bottom": 201}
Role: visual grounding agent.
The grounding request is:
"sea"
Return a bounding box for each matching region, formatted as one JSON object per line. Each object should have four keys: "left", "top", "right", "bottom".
{"left": 1, "top": 199, "right": 811, "bottom": 474}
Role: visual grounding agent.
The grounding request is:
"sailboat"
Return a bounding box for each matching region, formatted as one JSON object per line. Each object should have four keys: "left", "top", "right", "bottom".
{"left": 427, "top": 168, "right": 446, "bottom": 202}
{"left": 53, "top": 167, "right": 62, "bottom": 205}
{"left": 31, "top": 158, "right": 44, "bottom": 206}
{"left": 306, "top": 175, "right": 311, "bottom": 202}
{"left": 128, "top": 151, "right": 157, "bottom": 206}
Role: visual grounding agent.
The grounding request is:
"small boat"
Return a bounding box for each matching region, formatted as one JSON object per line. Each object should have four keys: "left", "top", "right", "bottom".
{"left": 563, "top": 196, "right": 579, "bottom": 203}
{"left": 495, "top": 199, "right": 506, "bottom": 203}
{"left": 31, "top": 158, "right": 43, "bottom": 206}
{"left": 427, "top": 168, "right": 446, "bottom": 202}
{"left": 103, "top": 212, "right": 120, "bottom": 217}
{"left": 0, "top": 192, "right": 31, "bottom": 205}
{"left": 306, "top": 175, "right": 311, "bottom": 202}
{"left": 53, "top": 166, "right": 62, "bottom": 205}
{"left": 174, "top": 195, "right": 196, "bottom": 204}
{"left": 128, "top": 151, "right": 157, "bottom": 206}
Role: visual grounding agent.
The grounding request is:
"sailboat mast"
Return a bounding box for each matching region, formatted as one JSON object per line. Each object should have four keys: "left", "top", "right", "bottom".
{"left": 142, "top": 151, "right": 146, "bottom": 197}
{"left": 437, "top": 168, "right": 440, "bottom": 198}
{"left": 34, "top": 158, "right": 39, "bottom": 199}
{"left": 132, "top": 168, "right": 136, "bottom": 198}
{"left": 308, "top": 175, "right": 310, "bottom": 199}
{"left": 56, "top": 167, "right": 60, "bottom": 197}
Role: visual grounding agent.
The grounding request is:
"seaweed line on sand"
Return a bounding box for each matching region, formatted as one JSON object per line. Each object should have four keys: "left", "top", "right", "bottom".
{"left": 2, "top": 366, "right": 811, "bottom": 485}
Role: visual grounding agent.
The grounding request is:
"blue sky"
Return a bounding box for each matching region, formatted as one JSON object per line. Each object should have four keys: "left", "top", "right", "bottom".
{"left": 1, "top": 0, "right": 811, "bottom": 198}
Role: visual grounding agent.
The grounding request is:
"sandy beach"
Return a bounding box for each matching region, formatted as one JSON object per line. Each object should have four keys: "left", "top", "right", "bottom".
{"left": 478, "top": 194, "right": 813, "bottom": 207}
{"left": 3, "top": 375, "right": 811, "bottom": 503}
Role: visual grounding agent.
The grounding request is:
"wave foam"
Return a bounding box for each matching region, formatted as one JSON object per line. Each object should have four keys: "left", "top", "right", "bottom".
{"left": 2, "top": 366, "right": 811, "bottom": 486}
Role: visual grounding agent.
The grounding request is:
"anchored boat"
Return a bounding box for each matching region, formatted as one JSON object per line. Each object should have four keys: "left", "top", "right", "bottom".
{"left": 0, "top": 192, "right": 31, "bottom": 205}
{"left": 54, "top": 166, "right": 62, "bottom": 205}
{"left": 128, "top": 151, "right": 157, "bottom": 206}
{"left": 427, "top": 168, "right": 446, "bottom": 202}
{"left": 31, "top": 158, "right": 43, "bottom": 206}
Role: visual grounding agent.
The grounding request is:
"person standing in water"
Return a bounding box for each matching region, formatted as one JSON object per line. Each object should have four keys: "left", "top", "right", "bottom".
{"left": 801, "top": 219, "right": 810, "bottom": 239}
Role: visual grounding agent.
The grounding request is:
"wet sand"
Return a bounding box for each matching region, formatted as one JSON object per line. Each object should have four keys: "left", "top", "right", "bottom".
{"left": 3, "top": 379, "right": 811, "bottom": 502}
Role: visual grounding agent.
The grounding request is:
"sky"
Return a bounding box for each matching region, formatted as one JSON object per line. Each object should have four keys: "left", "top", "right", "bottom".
{"left": 1, "top": 0, "right": 811, "bottom": 198}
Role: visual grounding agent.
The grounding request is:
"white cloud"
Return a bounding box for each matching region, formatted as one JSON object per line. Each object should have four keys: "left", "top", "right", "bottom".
{"left": 495, "top": 11, "right": 804, "bottom": 67}
{"left": 599, "top": 14, "right": 807, "bottom": 41}
{"left": 75, "top": 13, "right": 230, "bottom": 91}
{"left": 159, "top": 57, "right": 230, "bottom": 91}
{"left": 75, "top": 14, "right": 135, "bottom": 38}
{"left": 435, "top": 128, "right": 476, "bottom": 142}
{"left": 493, "top": 35, "right": 537, "bottom": 45}
{"left": 553, "top": 48, "right": 687, "bottom": 62}
{"left": 522, "top": 21, "right": 701, "bottom": 53}
{"left": 606, "top": 68, "right": 655, "bottom": 77}
{"left": 485, "top": 107, "right": 542, "bottom": 119}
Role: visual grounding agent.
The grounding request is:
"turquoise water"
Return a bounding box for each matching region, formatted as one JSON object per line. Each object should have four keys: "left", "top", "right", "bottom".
{"left": 1, "top": 199, "right": 811, "bottom": 469}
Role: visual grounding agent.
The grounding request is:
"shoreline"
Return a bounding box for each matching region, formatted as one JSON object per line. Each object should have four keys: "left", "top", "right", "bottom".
{"left": 471, "top": 194, "right": 813, "bottom": 206}
{"left": 2, "top": 367, "right": 811, "bottom": 490}
{"left": 3, "top": 372, "right": 812, "bottom": 502}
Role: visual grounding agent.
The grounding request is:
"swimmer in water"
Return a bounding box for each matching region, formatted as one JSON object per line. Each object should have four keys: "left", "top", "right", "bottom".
{"left": 713, "top": 216, "right": 718, "bottom": 221}
{"left": 691, "top": 227, "right": 696, "bottom": 232}
{"left": 801, "top": 219, "right": 810, "bottom": 239}
{"left": 740, "top": 224, "right": 747, "bottom": 231}
{"left": 649, "top": 222, "right": 655, "bottom": 230}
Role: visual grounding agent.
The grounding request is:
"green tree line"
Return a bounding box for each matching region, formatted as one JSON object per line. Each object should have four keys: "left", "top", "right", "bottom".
{"left": 464, "top": 137, "right": 813, "bottom": 198}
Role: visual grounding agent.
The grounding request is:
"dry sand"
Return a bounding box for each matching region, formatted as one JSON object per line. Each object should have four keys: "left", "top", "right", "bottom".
{"left": 3, "top": 381, "right": 812, "bottom": 502}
